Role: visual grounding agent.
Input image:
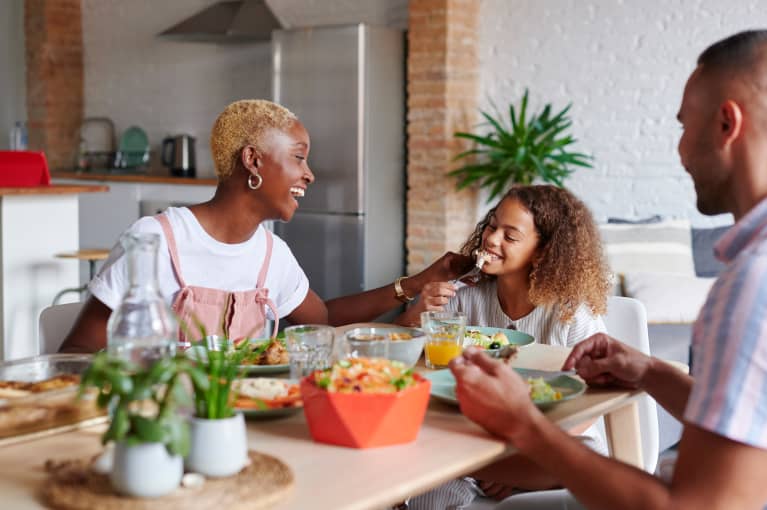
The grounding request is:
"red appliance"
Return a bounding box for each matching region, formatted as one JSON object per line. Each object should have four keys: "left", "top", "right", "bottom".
{"left": 0, "top": 151, "right": 52, "bottom": 187}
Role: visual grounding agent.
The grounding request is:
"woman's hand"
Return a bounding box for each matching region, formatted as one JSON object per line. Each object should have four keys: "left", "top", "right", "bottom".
{"left": 418, "top": 251, "right": 473, "bottom": 283}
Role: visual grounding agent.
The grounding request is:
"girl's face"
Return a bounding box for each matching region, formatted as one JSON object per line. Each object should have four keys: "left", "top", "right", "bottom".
{"left": 256, "top": 121, "right": 315, "bottom": 222}
{"left": 480, "top": 198, "right": 540, "bottom": 277}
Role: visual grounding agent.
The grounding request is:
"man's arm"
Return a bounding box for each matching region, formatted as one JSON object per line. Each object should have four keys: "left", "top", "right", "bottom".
{"left": 452, "top": 348, "right": 767, "bottom": 510}
{"left": 641, "top": 357, "right": 693, "bottom": 421}
{"left": 563, "top": 333, "right": 693, "bottom": 420}
{"left": 518, "top": 413, "right": 767, "bottom": 510}
{"left": 58, "top": 296, "right": 111, "bottom": 353}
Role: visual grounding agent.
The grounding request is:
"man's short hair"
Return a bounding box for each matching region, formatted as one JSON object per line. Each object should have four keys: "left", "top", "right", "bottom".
{"left": 698, "top": 29, "right": 767, "bottom": 76}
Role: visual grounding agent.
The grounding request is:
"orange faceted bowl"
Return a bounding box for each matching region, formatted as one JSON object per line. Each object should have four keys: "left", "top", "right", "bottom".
{"left": 300, "top": 374, "right": 431, "bottom": 449}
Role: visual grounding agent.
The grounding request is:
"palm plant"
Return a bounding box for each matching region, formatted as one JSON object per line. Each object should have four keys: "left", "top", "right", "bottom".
{"left": 449, "top": 89, "right": 593, "bottom": 202}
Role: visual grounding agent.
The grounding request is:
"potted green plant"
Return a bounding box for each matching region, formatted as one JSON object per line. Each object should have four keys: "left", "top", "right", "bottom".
{"left": 185, "top": 337, "right": 249, "bottom": 478}
{"left": 79, "top": 352, "right": 204, "bottom": 498}
{"left": 449, "top": 89, "right": 593, "bottom": 202}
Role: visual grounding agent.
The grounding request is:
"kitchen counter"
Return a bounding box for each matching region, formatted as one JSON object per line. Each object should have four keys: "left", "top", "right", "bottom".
{"left": 0, "top": 184, "right": 108, "bottom": 196}
{"left": 52, "top": 171, "right": 217, "bottom": 186}
{"left": 0, "top": 184, "right": 109, "bottom": 360}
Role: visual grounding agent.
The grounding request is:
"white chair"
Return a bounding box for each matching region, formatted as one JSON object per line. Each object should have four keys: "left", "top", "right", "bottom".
{"left": 38, "top": 301, "right": 84, "bottom": 354}
{"left": 471, "top": 296, "right": 660, "bottom": 510}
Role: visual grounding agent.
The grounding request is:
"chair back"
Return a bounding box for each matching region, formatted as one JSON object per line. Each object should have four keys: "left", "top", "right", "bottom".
{"left": 38, "top": 302, "right": 84, "bottom": 354}
{"left": 604, "top": 296, "right": 660, "bottom": 474}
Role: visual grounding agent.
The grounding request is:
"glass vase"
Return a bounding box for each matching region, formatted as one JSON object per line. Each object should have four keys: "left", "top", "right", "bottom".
{"left": 107, "top": 232, "right": 177, "bottom": 368}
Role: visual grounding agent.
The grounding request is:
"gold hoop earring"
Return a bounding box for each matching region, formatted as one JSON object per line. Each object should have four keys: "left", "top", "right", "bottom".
{"left": 247, "top": 173, "right": 263, "bottom": 190}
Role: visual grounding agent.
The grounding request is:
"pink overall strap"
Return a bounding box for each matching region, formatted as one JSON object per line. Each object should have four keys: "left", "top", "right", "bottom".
{"left": 257, "top": 229, "right": 274, "bottom": 288}
{"left": 154, "top": 214, "right": 187, "bottom": 288}
{"left": 257, "top": 229, "right": 278, "bottom": 338}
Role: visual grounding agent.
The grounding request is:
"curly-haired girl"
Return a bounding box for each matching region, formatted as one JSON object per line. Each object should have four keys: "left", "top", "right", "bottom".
{"left": 399, "top": 185, "right": 611, "bottom": 509}
{"left": 400, "top": 184, "right": 611, "bottom": 347}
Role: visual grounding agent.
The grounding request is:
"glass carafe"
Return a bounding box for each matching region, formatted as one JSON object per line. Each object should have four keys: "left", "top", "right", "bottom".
{"left": 107, "top": 232, "right": 177, "bottom": 367}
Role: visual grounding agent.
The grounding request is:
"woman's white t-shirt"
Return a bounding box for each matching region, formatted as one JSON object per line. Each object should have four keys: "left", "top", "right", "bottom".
{"left": 89, "top": 207, "right": 309, "bottom": 320}
{"left": 445, "top": 280, "right": 606, "bottom": 347}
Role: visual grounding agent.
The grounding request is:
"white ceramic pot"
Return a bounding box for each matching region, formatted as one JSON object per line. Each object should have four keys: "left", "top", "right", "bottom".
{"left": 110, "top": 441, "right": 183, "bottom": 498}
{"left": 186, "top": 412, "right": 248, "bottom": 477}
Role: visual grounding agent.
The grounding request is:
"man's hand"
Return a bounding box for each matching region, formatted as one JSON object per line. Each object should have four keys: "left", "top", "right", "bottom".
{"left": 449, "top": 346, "right": 542, "bottom": 442}
{"left": 562, "top": 333, "right": 652, "bottom": 389}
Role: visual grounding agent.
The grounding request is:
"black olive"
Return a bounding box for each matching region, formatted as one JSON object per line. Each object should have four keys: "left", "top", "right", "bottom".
{"left": 489, "top": 342, "right": 502, "bottom": 350}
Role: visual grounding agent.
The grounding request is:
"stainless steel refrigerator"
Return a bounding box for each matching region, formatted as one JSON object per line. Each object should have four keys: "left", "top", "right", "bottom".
{"left": 272, "top": 25, "right": 405, "bottom": 303}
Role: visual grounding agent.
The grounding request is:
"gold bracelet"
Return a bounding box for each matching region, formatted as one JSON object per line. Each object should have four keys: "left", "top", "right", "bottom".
{"left": 394, "top": 276, "right": 414, "bottom": 303}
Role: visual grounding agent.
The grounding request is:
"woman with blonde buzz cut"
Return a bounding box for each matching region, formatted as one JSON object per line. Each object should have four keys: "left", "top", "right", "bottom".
{"left": 60, "top": 99, "right": 469, "bottom": 352}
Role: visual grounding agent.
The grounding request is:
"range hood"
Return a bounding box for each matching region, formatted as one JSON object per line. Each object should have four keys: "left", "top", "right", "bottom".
{"left": 158, "top": 0, "right": 281, "bottom": 43}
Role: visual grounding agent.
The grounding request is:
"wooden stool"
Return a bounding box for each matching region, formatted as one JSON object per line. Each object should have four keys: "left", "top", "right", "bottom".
{"left": 52, "top": 249, "right": 110, "bottom": 305}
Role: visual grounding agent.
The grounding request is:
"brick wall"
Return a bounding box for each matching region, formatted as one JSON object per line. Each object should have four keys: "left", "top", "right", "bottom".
{"left": 477, "top": 0, "right": 767, "bottom": 226}
{"left": 407, "top": 0, "right": 479, "bottom": 274}
{"left": 25, "top": 0, "right": 83, "bottom": 171}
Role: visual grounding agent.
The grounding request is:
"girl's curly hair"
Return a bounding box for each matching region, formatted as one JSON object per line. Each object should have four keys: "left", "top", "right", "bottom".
{"left": 460, "top": 185, "right": 610, "bottom": 323}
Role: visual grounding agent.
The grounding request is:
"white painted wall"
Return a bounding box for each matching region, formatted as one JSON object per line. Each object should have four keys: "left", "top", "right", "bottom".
{"left": 477, "top": 0, "right": 766, "bottom": 226}
{"left": 0, "top": 0, "right": 26, "bottom": 151}
{"left": 81, "top": 0, "right": 407, "bottom": 179}
{"left": 82, "top": 0, "right": 271, "bottom": 178}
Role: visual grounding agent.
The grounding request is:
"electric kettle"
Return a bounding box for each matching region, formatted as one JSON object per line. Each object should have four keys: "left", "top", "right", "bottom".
{"left": 161, "top": 134, "right": 196, "bottom": 177}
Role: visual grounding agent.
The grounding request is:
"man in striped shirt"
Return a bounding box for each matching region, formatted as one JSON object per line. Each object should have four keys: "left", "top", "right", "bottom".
{"left": 450, "top": 30, "right": 767, "bottom": 509}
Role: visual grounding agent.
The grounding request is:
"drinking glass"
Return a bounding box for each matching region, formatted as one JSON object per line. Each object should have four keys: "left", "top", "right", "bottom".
{"left": 342, "top": 328, "right": 390, "bottom": 360}
{"left": 421, "top": 311, "right": 467, "bottom": 369}
{"left": 285, "top": 325, "right": 335, "bottom": 379}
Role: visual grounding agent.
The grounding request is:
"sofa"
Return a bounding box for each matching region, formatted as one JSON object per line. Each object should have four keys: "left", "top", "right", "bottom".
{"left": 600, "top": 219, "right": 730, "bottom": 453}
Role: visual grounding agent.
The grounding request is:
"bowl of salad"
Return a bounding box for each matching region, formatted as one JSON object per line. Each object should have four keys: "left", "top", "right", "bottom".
{"left": 300, "top": 358, "right": 431, "bottom": 448}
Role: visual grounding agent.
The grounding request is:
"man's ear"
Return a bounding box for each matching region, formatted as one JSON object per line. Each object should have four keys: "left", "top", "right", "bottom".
{"left": 720, "top": 99, "right": 743, "bottom": 147}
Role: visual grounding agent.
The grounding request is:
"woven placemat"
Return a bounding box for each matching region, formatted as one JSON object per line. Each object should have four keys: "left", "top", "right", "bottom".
{"left": 43, "top": 450, "right": 293, "bottom": 510}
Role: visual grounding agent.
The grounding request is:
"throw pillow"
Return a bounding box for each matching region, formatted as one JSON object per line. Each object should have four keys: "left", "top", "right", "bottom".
{"left": 692, "top": 226, "right": 731, "bottom": 277}
{"left": 599, "top": 219, "right": 695, "bottom": 276}
{"left": 622, "top": 272, "right": 716, "bottom": 323}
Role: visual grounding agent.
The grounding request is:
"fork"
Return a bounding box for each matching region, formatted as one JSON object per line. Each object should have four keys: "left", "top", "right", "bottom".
{"left": 452, "top": 251, "right": 487, "bottom": 285}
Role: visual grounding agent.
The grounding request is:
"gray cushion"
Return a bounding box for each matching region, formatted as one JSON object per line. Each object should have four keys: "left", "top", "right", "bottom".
{"left": 607, "top": 215, "right": 663, "bottom": 224}
{"left": 692, "top": 226, "right": 730, "bottom": 277}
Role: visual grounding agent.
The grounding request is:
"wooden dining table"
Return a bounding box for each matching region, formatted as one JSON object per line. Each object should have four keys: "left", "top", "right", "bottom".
{"left": 0, "top": 340, "right": 650, "bottom": 510}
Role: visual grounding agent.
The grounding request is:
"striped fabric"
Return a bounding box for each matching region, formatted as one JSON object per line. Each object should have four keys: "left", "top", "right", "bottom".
{"left": 445, "top": 280, "right": 606, "bottom": 347}
{"left": 685, "top": 197, "right": 767, "bottom": 448}
{"left": 600, "top": 219, "right": 696, "bottom": 276}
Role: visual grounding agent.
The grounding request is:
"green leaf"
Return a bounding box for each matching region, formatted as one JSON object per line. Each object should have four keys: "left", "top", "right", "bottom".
{"left": 132, "top": 415, "right": 169, "bottom": 443}
{"left": 103, "top": 404, "right": 130, "bottom": 444}
{"left": 450, "top": 89, "right": 592, "bottom": 195}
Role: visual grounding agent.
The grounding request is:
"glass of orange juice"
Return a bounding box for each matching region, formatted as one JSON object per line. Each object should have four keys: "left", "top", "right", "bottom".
{"left": 421, "top": 311, "right": 466, "bottom": 369}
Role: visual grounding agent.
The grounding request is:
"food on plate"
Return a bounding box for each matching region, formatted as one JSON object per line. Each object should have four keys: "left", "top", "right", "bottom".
{"left": 0, "top": 374, "right": 80, "bottom": 399}
{"left": 232, "top": 378, "right": 301, "bottom": 410}
{"left": 310, "top": 358, "right": 418, "bottom": 394}
{"left": 348, "top": 332, "right": 413, "bottom": 341}
{"left": 239, "top": 337, "right": 289, "bottom": 366}
{"left": 465, "top": 328, "right": 510, "bottom": 350}
{"left": 527, "top": 377, "right": 562, "bottom": 402}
